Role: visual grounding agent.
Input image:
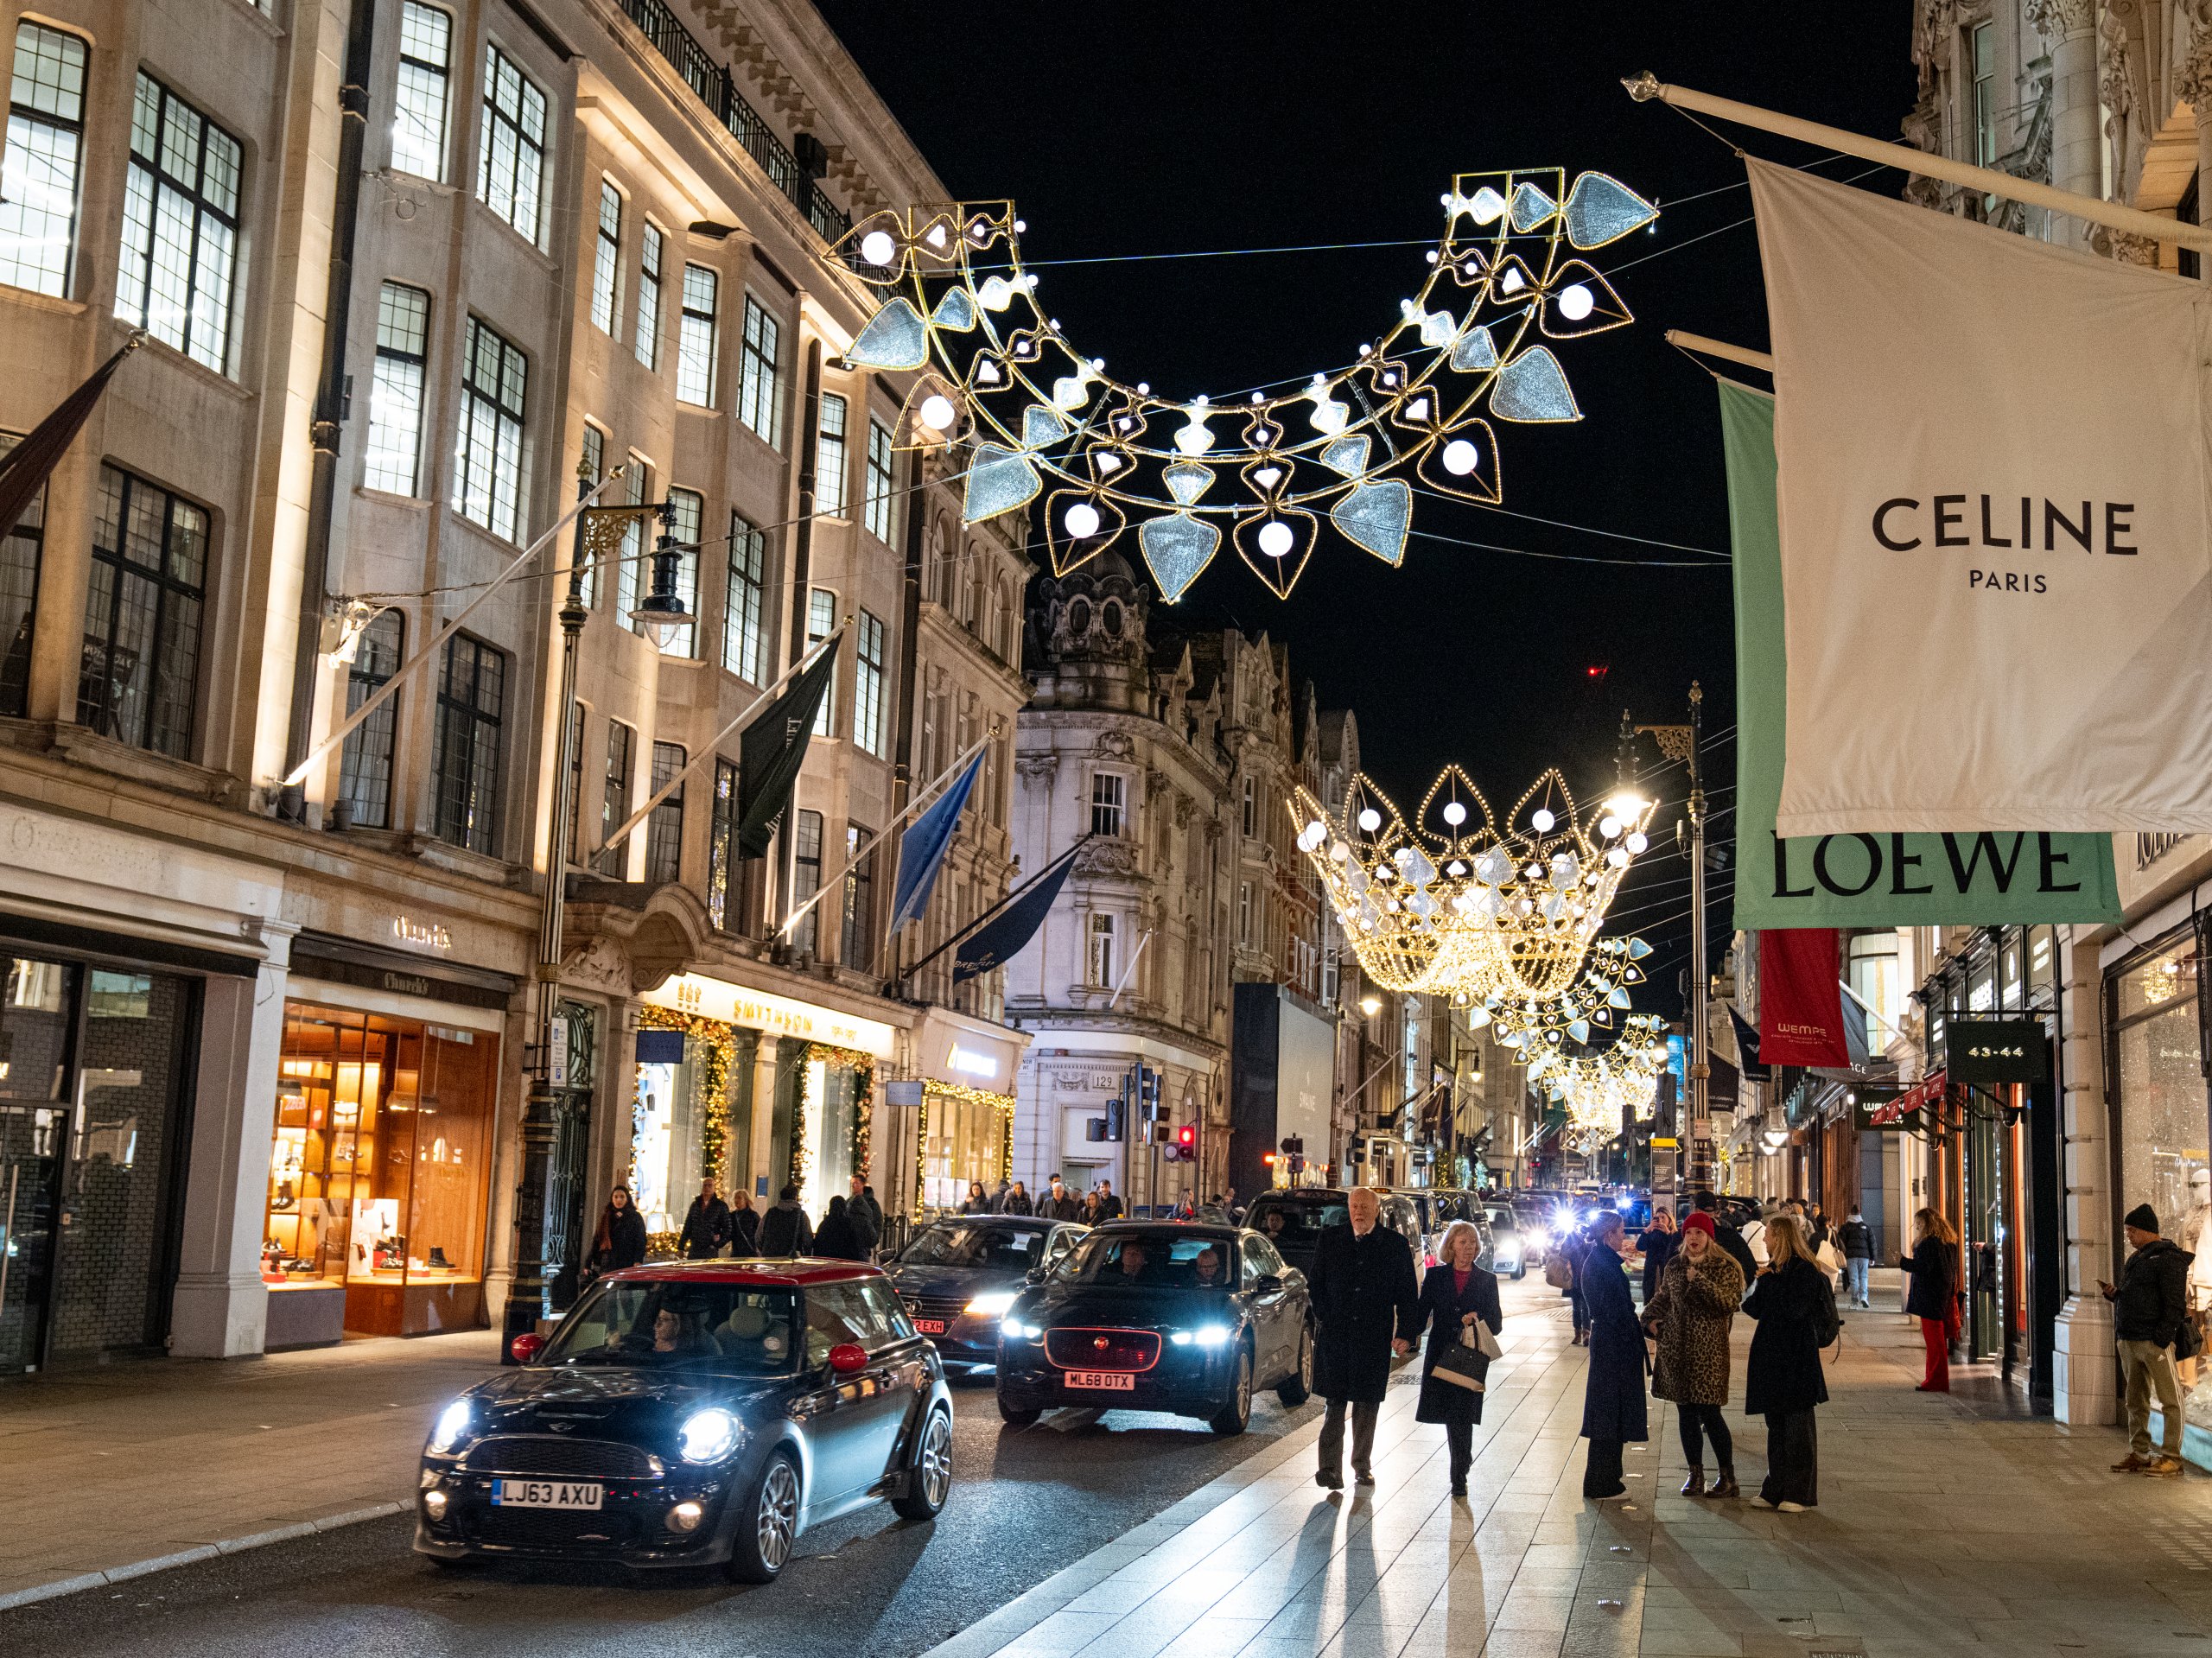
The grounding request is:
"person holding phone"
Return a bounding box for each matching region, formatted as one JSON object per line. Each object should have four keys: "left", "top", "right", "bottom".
{"left": 2103, "top": 1203, "right": 2192, "bottom": 1477}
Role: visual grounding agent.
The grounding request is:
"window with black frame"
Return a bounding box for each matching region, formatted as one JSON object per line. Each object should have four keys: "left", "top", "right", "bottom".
{"left": 79, "top": 463, "right": 207, "bottom": 759}
{"left": 646, "top": 740, "right": 685, "bottom": 884}
{"left": 0, "top": 431, "right": 44, "bottom": 718}
{"left": 337, "top": 608, "right": 404, "bottom": 828}
{"left": 595, "top": 720, "right": 633, "bottom": 876}
{"left": 791, "top": 809, "right": 823, "bottom": 956}
{"left": 841, "top": 823, "right": 874, "bottom": 970}
{"left": 432, "top": 633, "right": 504, "bottom": 854}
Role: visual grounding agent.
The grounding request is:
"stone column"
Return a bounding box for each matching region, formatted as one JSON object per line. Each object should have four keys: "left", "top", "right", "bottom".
{"left": 747, "top": 1035, "right": 780, "bottom": 1202}
{"left": 2031, "top": 0, "right": 2102, "bottom": 250}
{"left": 168, "top": 924, "right": 296, "bottom": 1358}
{"left": 2052, "top": 925, "right": 2117, "bottom": 1425}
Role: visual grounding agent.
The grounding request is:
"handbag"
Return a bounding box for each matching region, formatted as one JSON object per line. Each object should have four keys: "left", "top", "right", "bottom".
{"left": 1544, "top": 1253, "right": 1574, "bottom": 1291}
{"left": 1430, "top": 1329, "right": 1489, "bottom": 1394}
{"left": 1471, "top": 1316, "right": 1503, "bottom": 1362}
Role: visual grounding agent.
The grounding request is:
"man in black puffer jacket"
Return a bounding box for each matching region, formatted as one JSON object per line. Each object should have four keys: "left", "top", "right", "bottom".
{"left": 2101, "top": 1203, "right": 2193, "bottom": 1477}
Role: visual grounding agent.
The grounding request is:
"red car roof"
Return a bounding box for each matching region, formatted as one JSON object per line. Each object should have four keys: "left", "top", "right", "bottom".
{"left": 599, "top": 1257, "right": 882, "bottom": 1288}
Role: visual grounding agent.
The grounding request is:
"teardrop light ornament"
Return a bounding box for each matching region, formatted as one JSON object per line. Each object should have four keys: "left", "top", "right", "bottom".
{"left": 963, "top": 444, "right": 1042, "bottom": 523}
{"left": 1564, "top": 172, "right": 1659, "bottom": 248}
{"left": 1417, "top": 419, "right": 1502, "bottom": 505}
{"left": 1491, "top": 347, "right": 1582, "bottom": 422}
{"left": 1331, "top": 480, "right": 1413, "bottom": 567}
{"left": 1232, "top": 505, "right": 1320, "bottom": 600}
{"left": 1139, "top": 511, "right": 1222, "bottom": 603}
{"left": 845, "top": 298, "right": 930, "bottom": 371}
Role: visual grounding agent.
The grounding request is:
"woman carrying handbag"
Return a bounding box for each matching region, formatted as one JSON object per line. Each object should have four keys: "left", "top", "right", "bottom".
{"left": 1415, "top": 1220, "right": 1504, "bottom": 1498}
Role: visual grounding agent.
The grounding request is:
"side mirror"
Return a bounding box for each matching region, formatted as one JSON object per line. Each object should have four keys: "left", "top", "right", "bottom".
{"left": 1025, "top": 1267, "right": 1046, "bottom": 1285}
{"left": 509, "top": 1333, "right": 546, "bottom": 1365}
{"left": 1254, "top": 1273, "right": 1283, "bottom": 1293}
{"left": 828, "top": 1342, "right": 868, "bottom": 1375}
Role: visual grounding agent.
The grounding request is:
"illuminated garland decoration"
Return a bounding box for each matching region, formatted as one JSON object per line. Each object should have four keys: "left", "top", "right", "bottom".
{"left": 637, "top": 1005, "right": 741, "bottom": 1184}
{"left": 913, "top": 1079, "right": 1020, "bottom": 1211}
{"left": 1292, "top": 767, "right": 1656, "bottom": 1007}
{"left": 827, "top": 169, "right": 1656, "bottom": 600}
{"left": 1534, "top": 1016, "right": 1671, "bottom": 1153}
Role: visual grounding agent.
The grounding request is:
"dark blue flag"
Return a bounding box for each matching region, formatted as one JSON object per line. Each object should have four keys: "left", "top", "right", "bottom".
{"left": 954, "top": 842, "right": 1084, "bottom": 981}
{"left": 889, "top": 752, "right": 982, "bottom": 931}
{"left": 1727, "top": 1004, "right": 1770, "bottom": 1083}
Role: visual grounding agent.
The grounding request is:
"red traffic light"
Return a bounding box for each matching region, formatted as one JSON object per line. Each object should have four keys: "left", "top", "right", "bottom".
{"left": 1176, "top": 1123, "right": 1196, "bottom": 1149}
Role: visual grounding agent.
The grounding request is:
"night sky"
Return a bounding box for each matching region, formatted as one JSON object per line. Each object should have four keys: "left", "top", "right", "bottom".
{"left": 814, "top": 2, "right": 1919, "bottom": 1012}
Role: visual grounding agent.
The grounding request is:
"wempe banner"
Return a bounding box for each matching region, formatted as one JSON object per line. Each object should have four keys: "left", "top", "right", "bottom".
{"left": 1749, "top": 158, "right": 2212, "bottom": 834}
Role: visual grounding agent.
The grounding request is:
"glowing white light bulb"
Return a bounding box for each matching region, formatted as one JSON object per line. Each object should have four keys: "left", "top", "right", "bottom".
{"left": 1606, "top": 847, "right": 1630, "bottom": 868}
{"left": 1357, "top": 808, "right": 1382, "bottom": 832}
{"left": 1063, "top": 501, "right": 1101, "bottom": 539}
{"left": 1440, "top": 438, "right": 1480, "bottom": 477}
{"left": 859, "top": 229, "right": 897, "bottom": 268}
{"left": 1531, "top": 808, "right": 1555, "bottom": 832}
{"left": 918, "top": 394, "right": 957, "bottom": 432}
{"left": 1625, "top": 831, "right": 1649, "bottom": 854}
{"left": 1441, "top": 801, "right": 1467, "bottom": 827}
{"left": 1598, "top": 814, "right": 1621, "bottom": 839}
{"left": 1558, "top": 282, "right": 1595, "bottom": 321}
{"left": 1257, "top": 521, "right": 1294, "bottom": 558}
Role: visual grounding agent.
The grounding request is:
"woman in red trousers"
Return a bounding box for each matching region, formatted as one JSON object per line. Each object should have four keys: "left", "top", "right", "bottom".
{"left": 1898, "top": 1207, "right": 1959, "bottom": 1392}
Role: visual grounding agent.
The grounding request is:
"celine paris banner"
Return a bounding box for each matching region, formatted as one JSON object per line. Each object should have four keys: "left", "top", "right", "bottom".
{"left": 1719, "top": 377, "right": 2119, "bottom": 928}
{"left": 1747, "top": 158, "right": 2212, "bottom": 835}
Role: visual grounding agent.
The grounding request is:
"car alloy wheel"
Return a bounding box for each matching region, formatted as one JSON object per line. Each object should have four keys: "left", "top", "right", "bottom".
{"left": 727, "top": 1454, "right": 802, "bottom": 1583}
{"left": 1211, "top": 1349, "right": 1253, "bottom": 1436}
{"left": 1277, "top": 1325, "right": 1313, "bottom": 1407}
{"left": 894, "top": 1407, "right": 954, "bottom": 1520}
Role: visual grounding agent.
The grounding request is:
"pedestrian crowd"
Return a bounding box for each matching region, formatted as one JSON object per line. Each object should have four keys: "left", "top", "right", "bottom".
{"left": 578, "top": 1172, "right": 887, "bottom": 1283}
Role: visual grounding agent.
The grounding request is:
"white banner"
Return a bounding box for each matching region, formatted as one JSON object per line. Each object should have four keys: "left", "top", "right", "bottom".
{"left": 1751, "top": 158, "right": 2212, "bottom": 834}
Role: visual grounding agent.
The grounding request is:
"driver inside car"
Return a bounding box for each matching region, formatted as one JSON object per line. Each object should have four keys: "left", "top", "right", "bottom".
{"left": 1115, "top": 1242, "right": 1152, "bottom": 1284}
{"left": 1192, "top": 1246, "right": 1225, "bottom": 1287}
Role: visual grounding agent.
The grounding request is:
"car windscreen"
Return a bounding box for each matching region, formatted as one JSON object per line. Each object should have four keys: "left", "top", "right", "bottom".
{"left": 899, "top": 1222, "right": 1052, "bottom": 1271}
{"left": 1484, "top": 1208, "right": 1521, "bottom": 1233}
{"left": 1056, "top": 1232, "right": 1236, "bottom": 1289}
{"left": 543, "top": 1282, "right": 800, "bottom": 1375}
{"left": 1247, "top": 1197, "right": 1346, "bottom": 1246}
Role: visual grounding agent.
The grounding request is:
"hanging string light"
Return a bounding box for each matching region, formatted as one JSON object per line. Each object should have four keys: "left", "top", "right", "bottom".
{"left": 1292, "top": 767, "right": 1657, "bottom": 1006}
{"left": 824, "top": 168, "right": 1657, "bottom": 600}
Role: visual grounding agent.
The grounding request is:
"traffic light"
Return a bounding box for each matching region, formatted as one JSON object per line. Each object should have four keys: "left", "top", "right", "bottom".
{"left": 1104, "top": 1096, "right": 1126, "bottom": 1142}
{"left": 1176, "top": 1122, "right": 1197, "bottom": 1157}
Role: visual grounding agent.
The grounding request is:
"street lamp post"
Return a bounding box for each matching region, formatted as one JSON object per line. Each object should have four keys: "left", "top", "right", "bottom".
{"left": 1628, "top": 684, "right": 1711, "bottom": 1218}
{"left": 502, "top": 474, "right": 680, "bottom": 1363}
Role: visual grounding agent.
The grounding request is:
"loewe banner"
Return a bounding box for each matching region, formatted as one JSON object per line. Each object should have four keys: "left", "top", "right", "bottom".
{"left": 1747, "top": 159, "right": 2212, "bottom": 835}
{"left": 1720, "top": 378, "right": 2119, "bottom": 927}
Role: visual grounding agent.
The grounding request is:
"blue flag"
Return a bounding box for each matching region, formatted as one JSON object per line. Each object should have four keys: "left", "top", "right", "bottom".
{"left": 955, "top": 842, "right": 1083, "bottom": 982}
{"left": 889, "top": 753, "right": 982, "bottom": 931}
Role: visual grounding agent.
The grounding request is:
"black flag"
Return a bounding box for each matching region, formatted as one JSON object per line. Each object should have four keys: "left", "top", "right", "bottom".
{"left": 953, "top": 840, "right": 1085, "bottom": 981}
{"left": 734, "top": 646, "right": 837, "bottom": 858}
{"left": 0, "top": 334, "right": 140, "bottom": 543}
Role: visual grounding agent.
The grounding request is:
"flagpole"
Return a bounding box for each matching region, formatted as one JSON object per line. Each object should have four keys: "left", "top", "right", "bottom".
{"left": 1623, "top": 73, "right": 2212, "bottom": 253}
{"left": 900, "top": 834, "right": 1095, "bottom": 987}
{"left": 1664, "top": 329, "right": 1775, "bottom": 374}
{"left": 1106, "top": 928, "right": 1154, "bottom": 1011}
{"left": 582, "top": 619, "right": 850, "bottom": 867}
{"left": 283, "top": 468, "right": 633, "bottom": 789}
{"left": 775, "top": 728, "right": 995, "bottom": 940}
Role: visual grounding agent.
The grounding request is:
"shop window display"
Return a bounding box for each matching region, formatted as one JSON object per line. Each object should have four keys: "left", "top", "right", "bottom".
{"left": 263, "top": 1002, "right": 496, "bottom": 1337}
{"left": 918, "top": 1083, "right": 1014, "bottom": 1211}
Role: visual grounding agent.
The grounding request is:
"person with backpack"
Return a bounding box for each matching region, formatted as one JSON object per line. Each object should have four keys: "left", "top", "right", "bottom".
{"left": 1837, "top": 1206, "right": 1877, "bottom": 1309}
{"left": 2101, "top": 1203, "right": 2195, "bottom": 1477}
{"left": 1743, "top": 1213, "right": 1836, "bottom": 1512}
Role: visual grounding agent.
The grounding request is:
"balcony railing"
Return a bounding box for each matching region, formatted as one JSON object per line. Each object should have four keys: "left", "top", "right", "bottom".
{"left": 615, "top": 0, "right": 852, "bottom": 245}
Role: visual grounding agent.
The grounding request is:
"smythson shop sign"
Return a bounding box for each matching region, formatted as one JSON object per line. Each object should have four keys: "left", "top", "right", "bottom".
{"left": 1719, "top": 378, "right": 2120, "bottom": 929}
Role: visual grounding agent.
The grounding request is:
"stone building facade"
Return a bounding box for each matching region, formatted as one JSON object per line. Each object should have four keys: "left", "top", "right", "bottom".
{"left": 0, "top": 0, "right": 1026, "bottom": 1371}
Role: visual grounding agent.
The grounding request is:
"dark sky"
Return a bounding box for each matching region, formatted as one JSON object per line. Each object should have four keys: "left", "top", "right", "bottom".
{"left": 815, "top": 2, "right": 1919, "bottom": 1011}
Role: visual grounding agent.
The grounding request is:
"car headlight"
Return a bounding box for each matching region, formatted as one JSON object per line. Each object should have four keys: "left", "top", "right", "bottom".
{"left": 1002, "top": 1318, "right": 1040, "bottom": 1341}
{"left": 677, "top": 1407, "right": 743, "bottom": 1464}
{"left": 1172, "top": 1325, "right": 1234, "bottom": 1348}
{"left": 427, "top": 1398, "right": 474, "bottom": 1455}
{"left": 965, "top": 1290, "right": 1018, "bottom": 1318}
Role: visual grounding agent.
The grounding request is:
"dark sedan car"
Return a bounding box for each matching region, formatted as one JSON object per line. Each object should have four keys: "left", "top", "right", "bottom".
{"left": 995, "top": 1223, "right": 1311, "bottom": 1436}
{"left": 413, "top": 1261, "right": 952, "bottom": 1583}
{"left": 883, "top": 1215, "right": 1088, "bottom": 1366}
{"left": 1243, "top": 1188, "right": 1424, "bottom": 1280}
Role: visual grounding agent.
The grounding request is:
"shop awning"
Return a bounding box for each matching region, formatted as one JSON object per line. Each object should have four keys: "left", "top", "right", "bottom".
{"left": 1870, "top": 1069, "right": 1944, "bottom": 1126}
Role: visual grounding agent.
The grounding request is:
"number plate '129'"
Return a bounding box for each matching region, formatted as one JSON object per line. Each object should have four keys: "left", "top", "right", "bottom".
{"left": 492, "top": 1479, "right": 603, "bottom": 1509}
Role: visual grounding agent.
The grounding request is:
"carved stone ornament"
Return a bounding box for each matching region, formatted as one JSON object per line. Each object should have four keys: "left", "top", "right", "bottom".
{"left": 1076, "top": 838, "right": 1141, "bottom": 878}
{"left": 2092, "top": 224, "right": 2160, "bottom": 264}
{"left": 2023, "top": 0, "right": 2095, "bottom": 42}
{"left": 559, "top": 934, "right": 632, "bottom": 994}
{"left": 1095, "top": 731, "right": 1135, "bottom": 760}
{"left": 1015, "top": 753, "right": 1060, "bottom": 785}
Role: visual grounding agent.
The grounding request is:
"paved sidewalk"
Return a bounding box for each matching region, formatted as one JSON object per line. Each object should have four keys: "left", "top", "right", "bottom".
{"left": 925, "top": 1277, "right": 2211, "bottom": 1658}
{"left": 0, "top": 1329, "right": 499, "bottom": 1607}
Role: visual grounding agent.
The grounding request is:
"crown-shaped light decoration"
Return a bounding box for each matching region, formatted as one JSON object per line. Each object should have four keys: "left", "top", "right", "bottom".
{"left": 1292, "top": 768, "right": 1658, "bottom": 1004}
{"left": 1542, "top": 1017, "right": 1672, "bottom": 1152}
{"left": 823, "top": 169, "right": 1656, "bottom": 601}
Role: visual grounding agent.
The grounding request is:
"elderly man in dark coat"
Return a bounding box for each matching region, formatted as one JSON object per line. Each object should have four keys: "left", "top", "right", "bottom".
{"left": 1579, "top": 1210, "right": 1648, "bottom": 1501}
{"left": 1308, "top": 1185, "right": 1421, "bottom": 1490}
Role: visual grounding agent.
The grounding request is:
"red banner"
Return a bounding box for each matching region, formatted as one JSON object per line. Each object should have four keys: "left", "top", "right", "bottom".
{"left": 1758, "top": 929, "right": 1848, "bottom": 1067}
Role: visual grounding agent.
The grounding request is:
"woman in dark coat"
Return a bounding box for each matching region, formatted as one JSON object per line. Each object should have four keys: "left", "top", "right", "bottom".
{"left": 1414, "top": 1219, "right": 1505, "bottom": 1497}
{"left": 727, "top": 1188, "right": 761, "bottom": 1257}
{"left": 1578, "top": 1212, "right": 1647, "bottom": 1500}
{"left": 1637, "top": 1209, "right": 1678, "bottom": 1307}
{"left": 961, "top": 1181, "right": 991, "bottom": 1216}
{"left": 1743, "top": 1213, "right": 1831, "bottom": 1510}
{"left": 1897, "top": 1206, "right": 1959, "bottom": 1392}
{"left": 587, "top": 1185, "right": 648, "bottom": 1281}
{"left": 812, "top": 1195, "right": 868, "bottom": 1261}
